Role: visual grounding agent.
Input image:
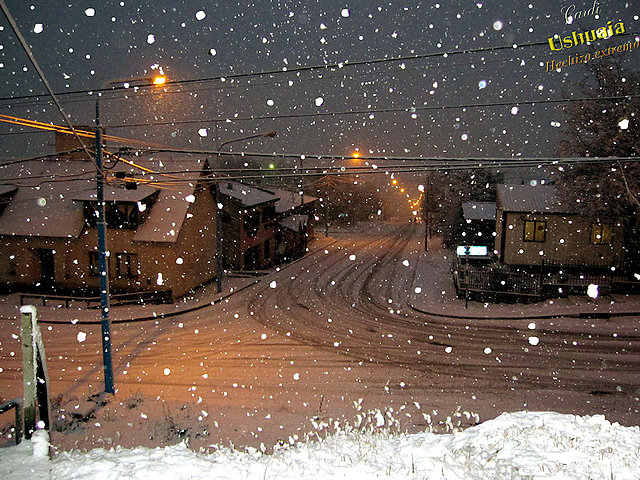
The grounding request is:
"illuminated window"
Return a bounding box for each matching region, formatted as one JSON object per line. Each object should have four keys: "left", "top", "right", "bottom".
{"left": 524, "top": 220, "right": 546, "bottom": 242}
{"left": 591, "top": 224, "right": 612, "bottom": 245}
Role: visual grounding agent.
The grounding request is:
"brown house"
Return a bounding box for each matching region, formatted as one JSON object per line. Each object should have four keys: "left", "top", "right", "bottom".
{"left": 268, "top": 188, "right": 318, "bottom": 263}
{"left": 218, "top": 181, "right": 278, "bottom": 270}
{"left": 0, "top": 155, "right": 218, "bottom": 301}
{"left": 495, "top": 184, "right": 624, "bottom": 267}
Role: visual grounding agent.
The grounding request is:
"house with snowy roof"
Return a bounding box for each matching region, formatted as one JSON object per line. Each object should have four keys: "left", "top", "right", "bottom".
{"left": 218, "top": 181, "right": 279, "bottom": 270}
{"left": 217, "top": 183, "right": 319, "bottom": 270}
{"left": 0, "top": 153, "right": 219, "bottom": 301}
{"left": 266, "top": 188, "right": 318, "bottom": 263}
{"left": 494, "top": 184, "right": 624, "bottom": 267}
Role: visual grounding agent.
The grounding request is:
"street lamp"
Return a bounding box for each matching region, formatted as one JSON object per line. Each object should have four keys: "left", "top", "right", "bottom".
{"left": 95, "top": 74, "right": 166, "bottom": 395}
{"left": 212, "top": 130, "right": 277, "bottom": 293}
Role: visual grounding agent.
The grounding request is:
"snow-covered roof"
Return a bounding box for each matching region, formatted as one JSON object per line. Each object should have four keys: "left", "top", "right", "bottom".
{"left": 0, "top": 156, "right": 205, "bottom": 243}
{"left": 0, "top": 159, "right": 92, "bottom": 238}
{"left": 264, "top": 188, "right": 317, "bottom": 213}
{"left": 462, "top": 201, "right": 496, "bottom": 221}
{"left": 72, "top": 185, "right": 159, "bottom": 203}
{"left": 0, "top": 185, "right": 17, "bottom": 196}
{"left": 279, "top": 214, "right": 308, "bottom": 232}
{"left": 497, "top": 184, "right": 566, "bottom": 214}
{"left": 134, "top": 181, "right": 197, "bottom": 243}
{"left": 219, "top": 181, "right": 279, "bottom": 207}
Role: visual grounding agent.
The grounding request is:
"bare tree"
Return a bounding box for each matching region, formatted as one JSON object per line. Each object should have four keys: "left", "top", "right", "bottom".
{"left": 556, "top": 56, "right": 640, "bottom": 230}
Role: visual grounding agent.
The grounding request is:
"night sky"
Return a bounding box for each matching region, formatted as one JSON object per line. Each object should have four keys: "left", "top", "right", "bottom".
{"left": 1, "top": 1, "right": 638, "bottom": 163}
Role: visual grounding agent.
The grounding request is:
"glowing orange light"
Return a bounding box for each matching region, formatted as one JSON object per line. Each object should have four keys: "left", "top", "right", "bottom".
{"left": 391, "top": 179, "right": 398, "bottom": 185}
{"left": 153, "top": 75, "right": 167, "bottom": 85}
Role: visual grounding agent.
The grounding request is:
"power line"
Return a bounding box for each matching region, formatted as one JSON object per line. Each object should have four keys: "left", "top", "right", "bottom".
{"left": 4, "top": 32, "right": 636, "bottom": 105}
{"left": 1, "top": 92, "right": 637, "bottom": 139}
{"left": 0, "top": 0, "right": 95, "bottom": 165}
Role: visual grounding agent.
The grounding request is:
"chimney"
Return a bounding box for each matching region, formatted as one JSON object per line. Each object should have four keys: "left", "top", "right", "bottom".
{"left": 55, "top": 127, "right": 101, "bottom": 161}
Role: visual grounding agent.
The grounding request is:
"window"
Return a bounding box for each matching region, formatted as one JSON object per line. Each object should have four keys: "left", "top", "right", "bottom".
{"left": 89, "top": 251, "right": 100, "bottom": 277}
{"left": 83, "top": 201, "right": 142, "bottom": 229}
{"left": 116, "top": 253, "right": 138, "bottom": 278}
{"left": 262, "top": 205, "right": 276, "bottom": 223}
{"left": 524, "top": 220, "right": 546, "bottom": 242}
{"left": 243, "top": 210, "right": 260, "bottom": 237}
{"left": 264, "top": 239, "right": 271, "bottom": 261}
{"left": 591, "top": 224, "right": 612, "bottom": 245}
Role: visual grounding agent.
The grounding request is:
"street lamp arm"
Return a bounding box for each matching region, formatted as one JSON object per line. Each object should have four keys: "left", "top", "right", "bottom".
{"left": 218, "top": 130, "right": 277, "bottom": 150}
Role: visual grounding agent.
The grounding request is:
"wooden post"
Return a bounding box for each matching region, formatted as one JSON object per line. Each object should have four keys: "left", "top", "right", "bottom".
{"left": 20, "top": 306, "right": 50, "bottom": 439}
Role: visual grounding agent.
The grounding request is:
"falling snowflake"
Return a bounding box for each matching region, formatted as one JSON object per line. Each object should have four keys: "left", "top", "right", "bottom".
{"left": 528, "top": 336, "right": 540, "bottom": 346}
{"left": 77, "top": 332, "right": 87, "bottom": 343}
{"left": 493, "top": 20, "right": 503, "bottom": 30}
{"left": 270, "top": 281, "right": 277, "bottom": 288}
{"left": 341, "top": 8, "right": 350, "bottom": 17}
{"left": 147, "top": 34, "right": 155, "bottom": 44}
{"left": 33, "top": 24, "right": 44, "bottom": 34}
{"left": 163, "top": 368, "right": 171, "bottom": 375}
{"left": 315, "top": 97, "right": 324, "bottom": 107}
{"left": 85, "top": 8, "right": 95, "bottom": 17}
{"left": 195, "top": 10, "right": 206, "bottom": 20}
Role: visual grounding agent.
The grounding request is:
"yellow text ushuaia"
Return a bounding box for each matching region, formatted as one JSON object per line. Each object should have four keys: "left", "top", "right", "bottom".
{"left": 548, "top": 20, "right": 625, "bottom": 51}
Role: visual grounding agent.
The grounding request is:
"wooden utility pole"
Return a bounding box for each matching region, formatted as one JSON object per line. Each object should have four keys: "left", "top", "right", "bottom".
{"left": 20, "top": 306, "right": 50, "bottom": 439}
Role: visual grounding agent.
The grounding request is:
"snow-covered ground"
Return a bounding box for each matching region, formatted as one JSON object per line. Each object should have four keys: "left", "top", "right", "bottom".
{"left": 2, "top": 411, "right": 639, "bottom": 480}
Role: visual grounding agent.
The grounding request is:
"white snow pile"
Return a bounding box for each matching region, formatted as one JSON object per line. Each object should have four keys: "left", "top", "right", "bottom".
{"left": 2, "top": 411, "right": 639, "bottom": 480}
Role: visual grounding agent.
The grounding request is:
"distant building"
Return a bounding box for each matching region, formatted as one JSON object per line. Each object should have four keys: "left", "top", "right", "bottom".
{"left": 267, "top": 188, "right": 318, "bottom": 263}
{"left": 0, "top": 153, "right": 218, "bottom": 301}
{"left": 494, "top": 184, "right": 624, "bottom": 267}
{"left": 461, "top": 201, "right": 496, "bottom": 246}
{"left": 218, "top": 181, "right": 278, "bottom": 270}
{"left": 217, "top": 182, "right": 320, "bottom": 270}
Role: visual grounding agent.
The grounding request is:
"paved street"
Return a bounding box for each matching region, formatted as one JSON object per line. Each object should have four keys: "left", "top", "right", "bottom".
{"left": 1, "top": 222, "right": 638, "bottom": 452}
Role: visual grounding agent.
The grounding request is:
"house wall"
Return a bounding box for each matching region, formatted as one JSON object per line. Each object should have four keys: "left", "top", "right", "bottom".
{"left": 0, "top": 236, "right": 75, "bottom": 290}
{"left": 496, "top": 211, "right": 624, "bottom": 266}
{"left": 221, "top": 201, "right": 276, "bottom": 270}
{"left": 0, "top": 186, "right": 218, "bottom": 299}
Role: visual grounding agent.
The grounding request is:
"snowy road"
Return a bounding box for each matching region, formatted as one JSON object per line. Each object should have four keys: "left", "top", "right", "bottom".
{"left": 0, "top": 222, "right": 638, "bottom": 452}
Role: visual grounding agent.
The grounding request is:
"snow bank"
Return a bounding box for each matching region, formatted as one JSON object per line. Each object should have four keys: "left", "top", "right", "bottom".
{"left": 2, "top": 411, "right": 638, "bottom": 480}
